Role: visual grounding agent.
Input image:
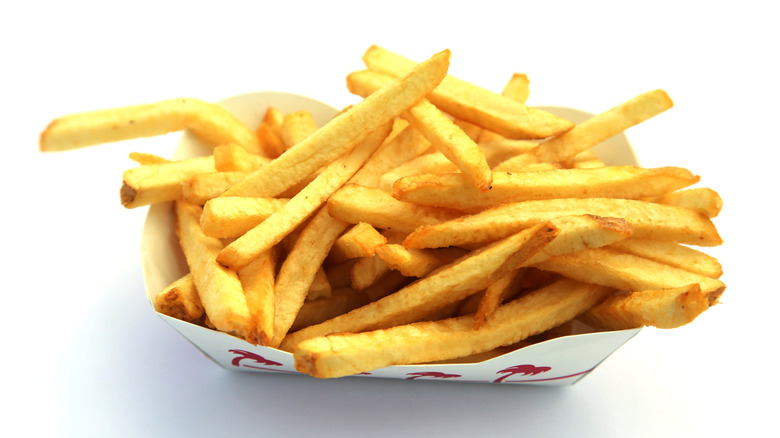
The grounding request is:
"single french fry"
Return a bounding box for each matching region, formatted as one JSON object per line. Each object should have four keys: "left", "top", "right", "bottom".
{"left": 609, "top": 237, "right": 723, "bottom": 278}
{"left": 279, "top": 222, "right": 560, "bottom": 351}
{"left": 154, "top": 273, "right": 203, "bottom": 322}
{"left": 200, "top": 197, "right": 289, "bottom": 239}
{"left": 128, "top": 151, "right": 170, "bottom": 165}
{"left": 473, "top": 268, "right": 525, "bottom": 329}
{"left": 293, "top": 278, "right": 614, "bottom": 378}
{"left": 121, "top": 156, "right": 215, "bottom": 208}
{"left": 404, "top": 198, "right": 722, "bottom": 249}
{"left": 327, "top": 184, "right": 462, "bottom": 234}
{"left": 362, "top": 45, "right": 574, "bottom": 139}
{"left": 533, "top": 247, "right": 726, "bottom": 305}
{"left": 580, "top": 284, "right": 709, "bottom": 330}
{"left": 393, "top": 166, "right": 700, "bottom": 212}
{"left": 495, "top": 89, "right": 673, "bottom": 170}
{"left": 347, "top": 69, "right": 492, "bottom": 191}
{"left": 41, "top": 98, "right": 262, "bottom": 154}
{"left": 174, "top": 201, "right": 249, "bottom": 335}
{"left": 256, "top": 106, "right": 286, "bottom": 158}
{"left": 374, "top": 244, "right": 465, "bottom": 278}
{"left": 238, "top": 245, "right": 279, "bottom": 346}
{"left": 213, "top": 143, "right": 270, "bottom": 172}
{"left": 645, "top": 187, "right": 723, "bottom": 218}
{"left": 217, "top": 122, "right": 392, "bottom": 270}
{"left": 280, "top": 110, "right": 319, "bottom": 150}
{"left": 221, "top": 49, "right": 451, "bottom": 198}
{"left": 182, "top": 171, "right": 250, "bottom": 205}
{"left": 270, "top": 207, "right": 351, "bottom": 348}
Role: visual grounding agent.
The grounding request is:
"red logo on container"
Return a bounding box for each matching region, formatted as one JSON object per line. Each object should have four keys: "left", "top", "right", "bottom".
{"left": 229, "top": 349, "right": 283, "bottom": 368}
{"left": 494, "top": 364, "right": 551, "bottom": 383}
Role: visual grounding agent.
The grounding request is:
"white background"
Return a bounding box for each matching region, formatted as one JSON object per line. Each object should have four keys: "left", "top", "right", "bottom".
{"left": 3, "top": 1, "right": 776, "bottom": 436}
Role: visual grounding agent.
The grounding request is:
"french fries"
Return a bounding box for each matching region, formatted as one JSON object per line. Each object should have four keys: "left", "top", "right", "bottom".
{"left": 42, "top": 45, "right": 725, "bottom": 380}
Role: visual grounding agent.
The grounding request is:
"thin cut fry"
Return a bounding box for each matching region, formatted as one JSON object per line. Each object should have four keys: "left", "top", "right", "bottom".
{"left": 645, "top": 187, "right": 723, "bottom": 218}
{"left": 580, "top": 284, "right": 709, "bottom": 330}
{"left": 392, "top": 166, "right": 700, "bottom": 212}
{"left": 495, "top": 89, "right": 673, "bottom": 170}
{"left": 238, "top": 246, "right": 279, "bottom": 346}
{"left": 174, "top": 201, "right": 249, "bottom": 335}
{"left": 533, "top": 247, "right": 726, "bottom": 305}
{"left": 154, "top": 274, "right": 203, "bottom": 322}
{"left": 280, "top": 110, "right": 319, "bottom": 150}
{"left": 182, "top": 171, "right": 250, "bottom": 205}
{"left": 608, "top": 237, "right": 723, "bottom": 278}
{"left": 213, "top": 143, "right": 270, "bottom": 171}
{"left": 40, "top": 98, "right": 262, "bottom": 154}
{"left": 403, "top": 197, "right": 722, "bottom": 249}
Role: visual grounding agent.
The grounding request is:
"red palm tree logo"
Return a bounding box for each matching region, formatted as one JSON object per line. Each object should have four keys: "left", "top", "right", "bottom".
{"left": 406, "top": 371, "right": 462, "bottom": 380}
{"left": 229, "top": 349, "right": 283, "bottom": 368}
{"left": 494, "top": 364, "right": 551, "bottom": 383}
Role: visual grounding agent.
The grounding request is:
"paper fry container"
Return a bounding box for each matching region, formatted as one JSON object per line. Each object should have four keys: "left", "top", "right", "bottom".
{"left": 141, "top": 92, "right": 641, "bottom": 385}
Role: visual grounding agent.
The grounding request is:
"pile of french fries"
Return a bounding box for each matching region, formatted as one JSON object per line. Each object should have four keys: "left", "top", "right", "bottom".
{"left": 40, "top": 46, "right": 724, "bottom": 379}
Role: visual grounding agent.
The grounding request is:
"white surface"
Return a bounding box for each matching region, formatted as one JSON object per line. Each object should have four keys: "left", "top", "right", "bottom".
{"left": 3, "top": 1, "right": 775, "bottom": 436}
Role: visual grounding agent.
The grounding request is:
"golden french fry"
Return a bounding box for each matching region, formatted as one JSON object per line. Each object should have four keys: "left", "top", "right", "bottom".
{"left": 645, "top": 187, "right": 723, "bottom": 218}
{"left": 279, "top": 222, "right": 560, "bottom": 351}
{"left": 238, "top": 245, "right": 279, "bottom": 346}
{"left": 256, "top": 106, "right": 286, "bottom": 158}
{"left": 128, "top": 151, "right": 170, "bottom": 165}
{"left": 293, "top": 278, "right": 613, "bottom": 378}
{"left": 213, "top": 143, "right": 270, "bottom": 172}
{"left": 327, "top": 184, "right": 462, "bottom": 234}
{"left": 121, "top": 156, "right": 215, "bottom": 208}
{"left": 217, "top": 122, "right": 392, "bottom": 270}
{"left": 473, "top": 268, "right": 524, "bottom": 329}
{"left": 362, "top": 45, "right": 574, "bottom": 139}
{"left": 307, "top": 268, "right": 333, "bottom": 302}
{"left": 533, "top": 247, "right": 726, "bottom": 305}
{"left": 270, "top": 207, "right": 351, "bottom": 348}
{"left": 280, "top": 110, "right": 319, "bottom": 150}
{"left": 154, "top": 274, "right": 203, "bottom": 322}
{"left": 404, "top": 197, "right": 722, "bottom": 249}
{"left": 41, "top": 98, "right": 262, "bottom": 154}
{"left": 567, "top": 149, "right": 605, "bottom": 169}
{"left": 495, "top": 89, "right": 673, "bottom": 170}
{"left": 609, "top": 237, "right": 723, "bottom": 278}
{"left": 393, "top": 166, "right": 700, "bottom": 212}
{"left": 374, "top": 245, "right": 466, "bottom": 278}
{"left": 580, "top": 284, "right": 709, "bottom": 330}
{"left": 200, "top": 197, "right": 289, "bottom": 239}
{"left": 347, "top": 69, "right": 492, "bottom": 191}
{"left": 221, "top": 49, "right": 451, "bottom": 198}
{"left": 174, "top": 201, "right": 249, "bottom": 335}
